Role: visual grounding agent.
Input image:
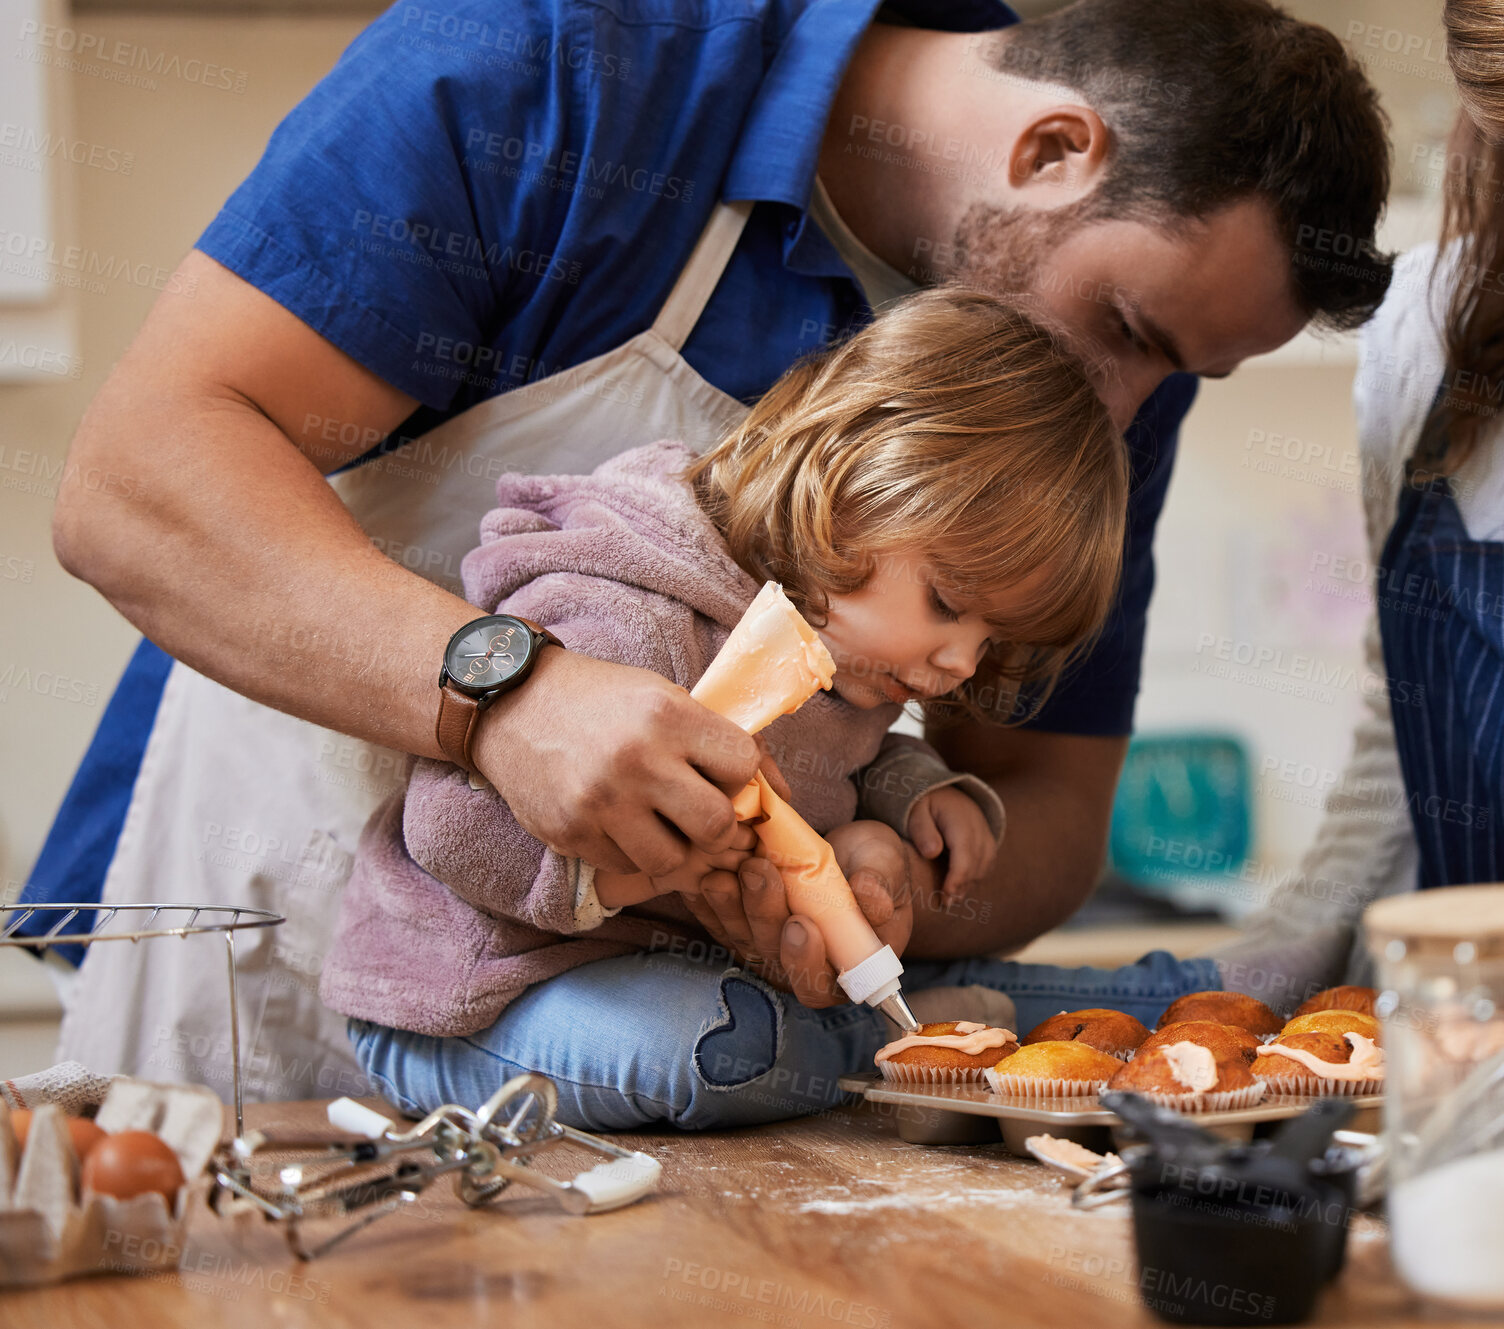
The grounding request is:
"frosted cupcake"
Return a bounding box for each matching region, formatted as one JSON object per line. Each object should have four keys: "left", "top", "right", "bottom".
{"left": 1137, "top": 1020, "right": 1262, "bottom": 1067}
{"left": 1280, "top": 1010, "right": 1382, "bottom": 1044}
{"left": 1254, "top": 1029, "right": 1385, "bottom": 1095}
{"left": 873, "top": 1021, "right": 1018, "bottom": 1084}
{"left": 1022, "top": 1008, "right": 1149, "bottom": 1060}
{"left": 984, "top": 1041, "right": 1123, "bottom": 1098}
{"left": 1107, "top": 1040, "right": 1267, "bottom": 1112}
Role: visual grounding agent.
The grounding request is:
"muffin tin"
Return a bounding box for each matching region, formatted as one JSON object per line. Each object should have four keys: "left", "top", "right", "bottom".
{"left": 836, "top": 1073, "right": 1381, "bottom": 1150}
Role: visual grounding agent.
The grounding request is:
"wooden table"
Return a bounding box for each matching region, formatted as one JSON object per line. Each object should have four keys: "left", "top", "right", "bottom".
{"left": 0, "top": 1095, "right": 1463, "bottom": 1328}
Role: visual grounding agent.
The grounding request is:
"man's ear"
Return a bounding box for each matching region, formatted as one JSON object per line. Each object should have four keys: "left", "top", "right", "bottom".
{"left": 1008, "top": 106, "right": 1109, "bottom": 202}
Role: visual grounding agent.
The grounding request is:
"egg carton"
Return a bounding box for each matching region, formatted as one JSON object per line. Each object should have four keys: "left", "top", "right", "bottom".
{"left": 0, "top": 1077, "right": 222, "bottom": 1286}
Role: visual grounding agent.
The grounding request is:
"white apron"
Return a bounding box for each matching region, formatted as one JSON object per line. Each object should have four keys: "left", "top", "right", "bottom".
{"left": 57, "top": 201, "right": 755, "bottom": 1103}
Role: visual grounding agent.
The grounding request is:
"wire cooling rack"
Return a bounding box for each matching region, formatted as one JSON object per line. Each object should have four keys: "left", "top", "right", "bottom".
{"left": 1, "top": 903, "right": 284, "bottom": 1137}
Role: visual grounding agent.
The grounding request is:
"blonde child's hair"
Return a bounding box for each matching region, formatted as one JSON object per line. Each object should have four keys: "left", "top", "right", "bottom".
{"left": 685, "top": 285, "right": 1128, "bottom": 724}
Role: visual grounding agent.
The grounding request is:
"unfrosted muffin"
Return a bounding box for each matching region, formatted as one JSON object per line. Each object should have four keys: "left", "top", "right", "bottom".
{"left": 1108, "top": 1040, "right": 1265, "bottom": 1112}
{"left": 1156, "top": 991, "right": 1282, "bottom": 1038}
{"left": 873, "top": 1020, "right": 1018, "bottom": 1084}
{"left": 1137, "top": 1020, "right": 1261, "bottom": 1066}
{"left": 1023, "top": 1008, "right": 1149, "bottom": 1060}
{"left": 1293, "top": 986, "right": 1379, "bottom": 1019}
{"left": 1280, "top": 1010, "right": 1382, "bottom": 1044}
{"left": 1255, "top": 1027, "right": 1385, "bottom": 1093}
{"left": 984, "top": 1041, "right": 1123, "bottom": 1097}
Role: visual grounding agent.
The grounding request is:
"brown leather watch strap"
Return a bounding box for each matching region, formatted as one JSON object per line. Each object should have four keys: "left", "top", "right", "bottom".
{"left": 512, "top": 615, "right": 564, "bottom": 648}
{"left": 435, "top": 617, "right": 564, "bottom": 774}
{"left": 435, "top": 683, "right": 484, "bottom": 773}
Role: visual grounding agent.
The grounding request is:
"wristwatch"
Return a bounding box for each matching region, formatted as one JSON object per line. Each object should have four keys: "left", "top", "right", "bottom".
{"left": 436, "top": 614, "right": 563, "bottom": 773}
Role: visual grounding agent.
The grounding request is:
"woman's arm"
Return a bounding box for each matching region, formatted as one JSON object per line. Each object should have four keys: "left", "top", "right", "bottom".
{"left": 1210, "top": 604, "right": 1418, "bottom": 1009}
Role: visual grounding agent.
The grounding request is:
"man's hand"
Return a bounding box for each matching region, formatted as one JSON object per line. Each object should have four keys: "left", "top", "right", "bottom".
{"left": 470, "top": 649, "right": 762, "bottom": 876}
{"left": 684, "top": 818, "right": 915, "bottom": 1008}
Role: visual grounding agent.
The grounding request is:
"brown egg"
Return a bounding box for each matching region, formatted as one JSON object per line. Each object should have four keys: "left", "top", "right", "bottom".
{"left": 67, "top": 1117, "right": 109, "bottom": 1163}
{"left": 10, "top": 1109, "right": 108, "bottom": 1162}
{"left": 81, "top": 1130, "right": 184, "bottom": 1206}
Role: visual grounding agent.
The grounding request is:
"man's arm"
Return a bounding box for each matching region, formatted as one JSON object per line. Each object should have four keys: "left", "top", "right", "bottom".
{"left": 910, "top": 725, "right": 1128, "bottom": 957}
{"left": 51, "top": 250, "right": 759, "bottom": 876}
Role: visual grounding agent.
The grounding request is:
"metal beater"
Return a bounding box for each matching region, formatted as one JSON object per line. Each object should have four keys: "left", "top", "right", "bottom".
{"left": 208, "top": 1074, "right": 661, "bottom": 1259}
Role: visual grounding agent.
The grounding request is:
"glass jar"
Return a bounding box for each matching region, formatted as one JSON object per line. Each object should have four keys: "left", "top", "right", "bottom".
{"left": 1365, "top": 884, "right": 1504, "bottom": 1312}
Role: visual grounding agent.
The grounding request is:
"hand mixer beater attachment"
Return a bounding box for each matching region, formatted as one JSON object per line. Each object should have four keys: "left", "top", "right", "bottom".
{"left": 208, "top": 1074, "right": 661, "bottom": 1259}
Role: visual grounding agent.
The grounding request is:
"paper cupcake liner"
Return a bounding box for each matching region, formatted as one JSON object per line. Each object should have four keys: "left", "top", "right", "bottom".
{"left": 1253, "top": 1072, "right": 1383, "bottom": 1096}
{"left": 1126, "top": 1082, "right": 1268, "bottom": 1114}
{"left": 983, "top": 1069, "right": 1112, "bottom": 1098}
{"left": 877, "top": 1062, "right": 993, "bottom": 1085}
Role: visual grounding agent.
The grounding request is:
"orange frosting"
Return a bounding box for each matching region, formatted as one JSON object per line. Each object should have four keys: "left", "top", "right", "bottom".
{"left": 692, "top": 583, "right": 885, "bottom": 976}
{"left": 1255, "top": 1032, "right": 1385, "bottom": 1081}
{"left": 874, "top": 1021, "right": 1017, "bottom": 1064}
{"left": 689, "top": 581, "right": 835, "bottom": 735}
{"left": 1162, "top": 1041, "right": 1218, "bottom": 1092}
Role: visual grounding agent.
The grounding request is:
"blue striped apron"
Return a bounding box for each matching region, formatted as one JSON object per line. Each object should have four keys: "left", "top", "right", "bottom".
{"left": 1377, "top": 445, "right": 1504, "bottom": 888}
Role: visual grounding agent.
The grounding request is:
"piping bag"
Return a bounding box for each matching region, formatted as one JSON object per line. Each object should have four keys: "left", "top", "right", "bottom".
{"left": 690, "top": 582, "right": 920, "bottom": 1033}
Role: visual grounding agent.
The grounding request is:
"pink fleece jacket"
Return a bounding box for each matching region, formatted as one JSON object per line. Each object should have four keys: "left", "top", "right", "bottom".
{"left": 320, "top": 442, "right": 914, "bottom": 1037}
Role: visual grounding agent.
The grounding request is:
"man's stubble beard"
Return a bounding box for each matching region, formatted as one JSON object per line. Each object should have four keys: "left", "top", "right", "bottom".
{"left": 946, "top": 197, "right": 1098, "bottom": 303}
{"left": 946, "top": 196, "right": 1116, "bottom": 384}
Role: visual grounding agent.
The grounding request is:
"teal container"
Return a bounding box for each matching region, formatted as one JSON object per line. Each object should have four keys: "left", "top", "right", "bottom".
{"left": 1109, "top": 732, "right": 1252, "bottom": 895}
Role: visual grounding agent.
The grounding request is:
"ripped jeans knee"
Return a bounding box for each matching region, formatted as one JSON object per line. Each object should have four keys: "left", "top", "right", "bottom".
{"left": 678, "top": 967, "right": 877, "bottom": 1131}
{"left": 693, "top": 972, "right": 783, "bottom": 1088}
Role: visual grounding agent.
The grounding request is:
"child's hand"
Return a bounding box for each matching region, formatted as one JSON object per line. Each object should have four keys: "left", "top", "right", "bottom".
{"left": 909, "top": 786, "right": 1000, "bottom": 900}
{"left": 595, "top": 825, "right": 757, "bottom": 909}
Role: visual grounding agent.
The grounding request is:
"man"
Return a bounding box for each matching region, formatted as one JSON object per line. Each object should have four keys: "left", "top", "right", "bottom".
{"left": 29, "top": 0, "right": 1391, "bottom": 1099}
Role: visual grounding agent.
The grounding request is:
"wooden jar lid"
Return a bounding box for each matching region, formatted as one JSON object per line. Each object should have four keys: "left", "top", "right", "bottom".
{"left": 1365, "top": 884, "right": 1504, "bottom": 959}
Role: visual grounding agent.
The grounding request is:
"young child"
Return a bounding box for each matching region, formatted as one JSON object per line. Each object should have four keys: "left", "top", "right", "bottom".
{"left": 322, "top": 286, "right": 1211, "bottom": 1132}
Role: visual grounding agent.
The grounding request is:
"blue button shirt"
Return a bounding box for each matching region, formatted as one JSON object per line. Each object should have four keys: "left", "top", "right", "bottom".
{"left": 24, "top": 0, "right": 1195, "bottom": 946}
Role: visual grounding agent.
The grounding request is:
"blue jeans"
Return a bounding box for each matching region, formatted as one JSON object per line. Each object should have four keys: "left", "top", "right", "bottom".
{"left": 348, "top": 948, "right": 1221, "bottom": 1133}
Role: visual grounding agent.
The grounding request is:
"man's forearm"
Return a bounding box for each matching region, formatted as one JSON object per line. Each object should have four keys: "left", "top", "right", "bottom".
{"left": 49, "top": 249, "right": 541, "bottom": 766}
{"left": 54, "top": 367, "right": 478, "bottom": 760}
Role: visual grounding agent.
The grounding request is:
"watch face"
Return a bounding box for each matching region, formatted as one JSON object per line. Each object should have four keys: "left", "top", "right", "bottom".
{"left": 445, "top": 617, "right": 532, "bottom": 694}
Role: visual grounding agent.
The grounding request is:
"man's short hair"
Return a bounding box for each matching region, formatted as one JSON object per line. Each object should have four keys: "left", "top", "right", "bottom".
{"left": 994, "top": 0, "right": 1393, "bottom": 330}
